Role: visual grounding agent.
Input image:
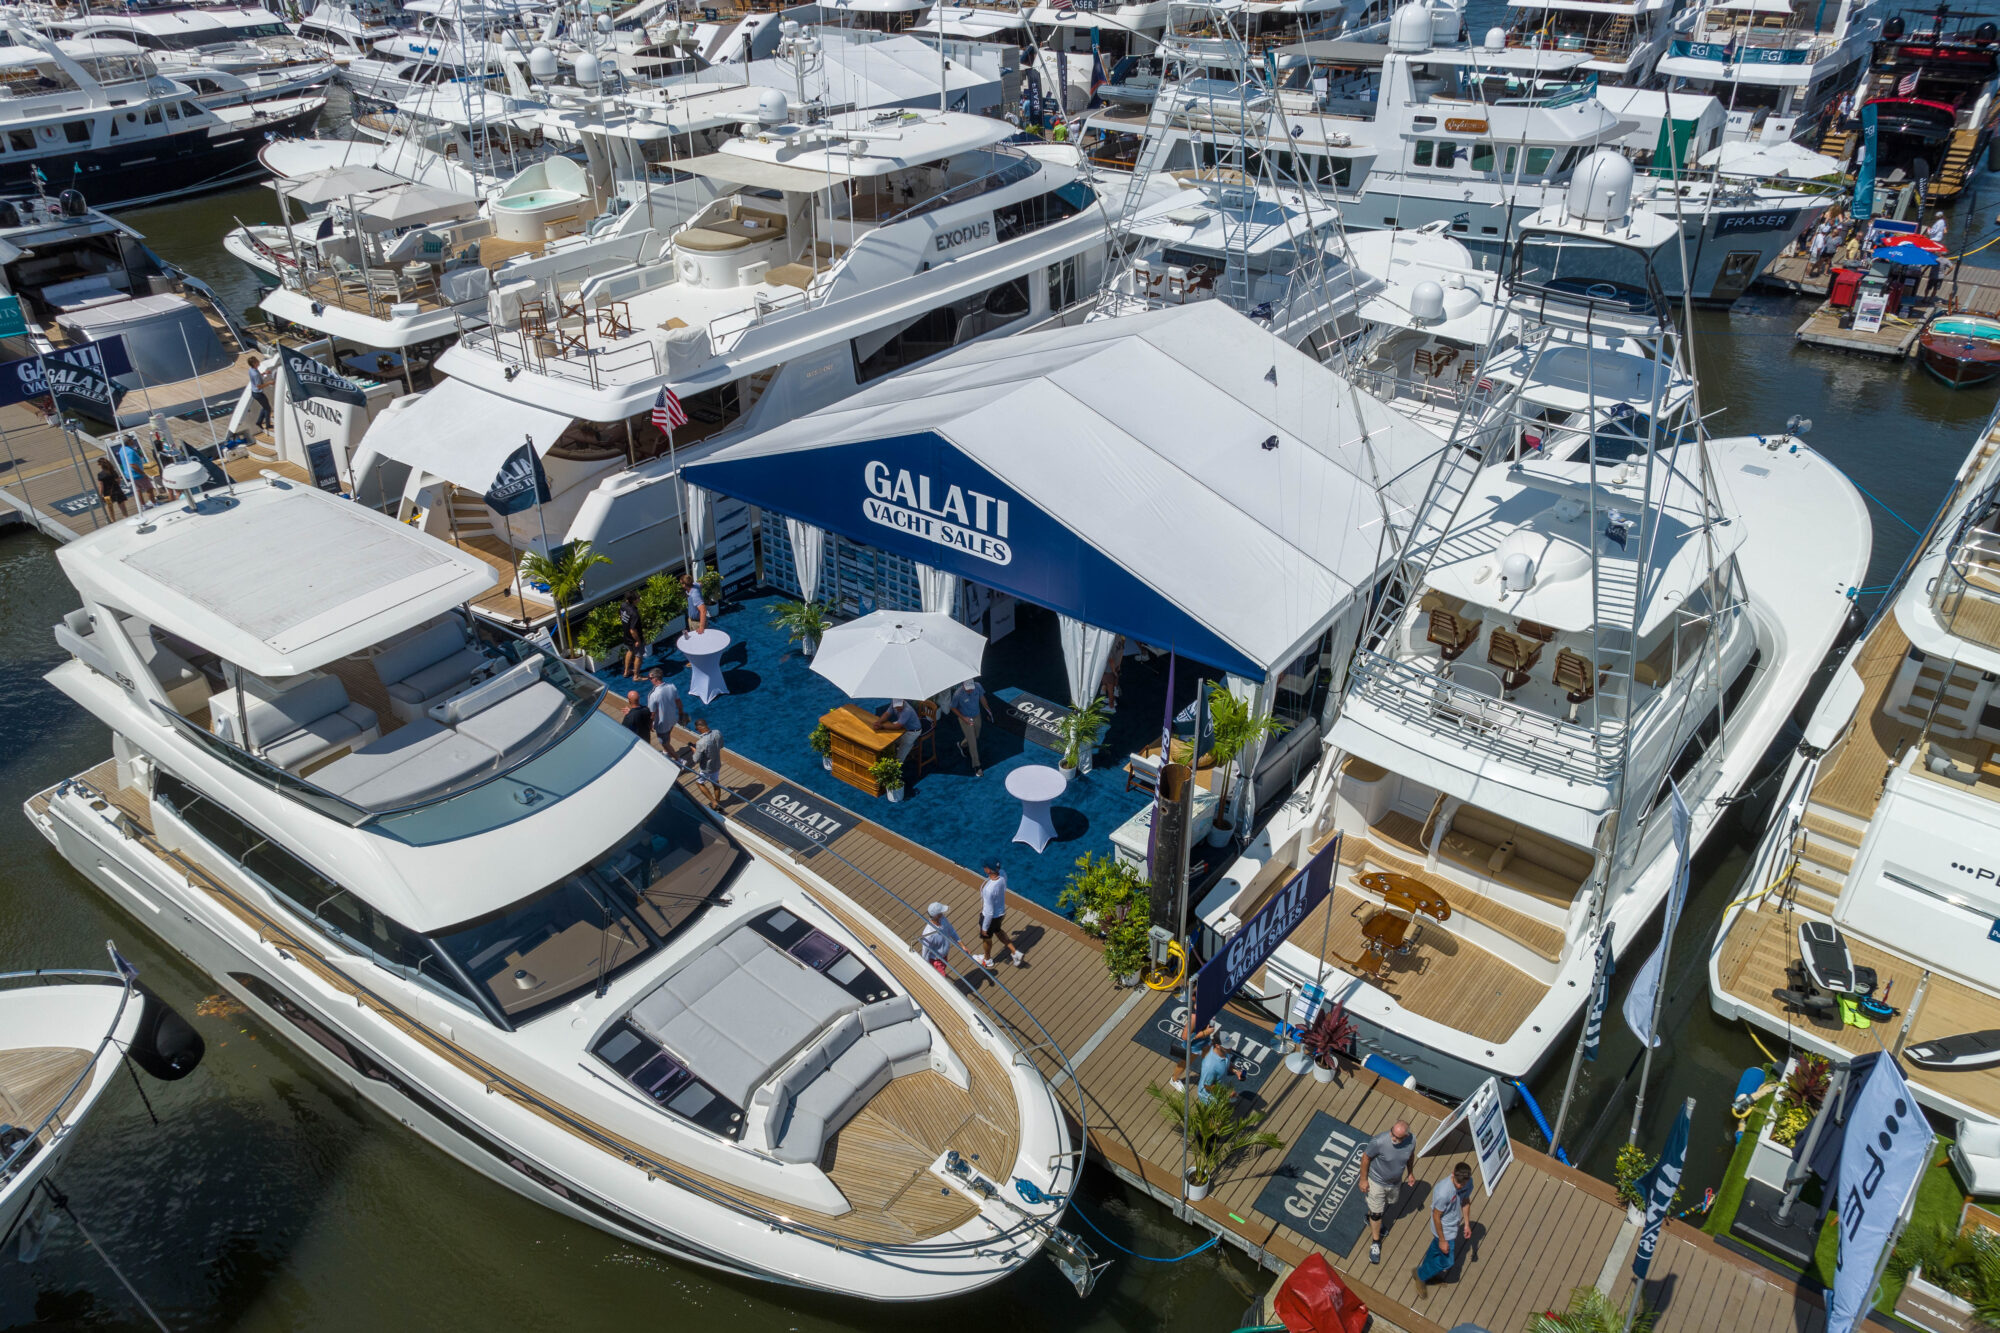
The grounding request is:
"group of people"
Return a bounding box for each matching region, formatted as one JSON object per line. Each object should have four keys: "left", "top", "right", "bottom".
{"left": 1359, "top": 1122, "right": 1478, "bottom": 1289}
{"left": 1802, "top": 208, "right": 1954, "bottom": 301}
{"left": 93, "top": 428, "right": 181, "bottom": 519}
{"left": 620, "top": 664, "right": 727, "bottom": 809}
{"left": 873, "top": 676, "right": 997, "bottom": 780}
{"left": 615, "top": 571, "right": 712, "bottom": 680}
{"left": 918, "top": 860, "right": 1027, "bottom": 973}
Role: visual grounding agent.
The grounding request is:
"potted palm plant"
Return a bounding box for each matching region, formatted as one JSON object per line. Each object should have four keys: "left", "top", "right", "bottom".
{"left": 1298, "top": 1002, "right": 1355, "bottom": 1084}
{"left": 1527, "top": 1286, "right": 1655, "bottom": 1333}
{"left": 770, "top": 599, "right": 832, "bottom": 656}
{"left": 1056, "top": 695, "right": 1110, "bottom": 781}
{"left": 809, "top": 723, "right": 834, "bottom": 771}
{"left": 1147, "top": 1081, "right": 1284, "bottom": 1203}
{"left": 520, "top": 540, "right": 611, "bottom": 656}
{"left": 870, "top": 754, "right": 905, "bottom": 803}
{"left": 1203, "top": 681, "right": 1287, "bottom": 848}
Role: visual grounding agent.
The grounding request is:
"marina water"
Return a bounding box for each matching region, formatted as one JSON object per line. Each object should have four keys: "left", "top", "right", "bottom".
{"left": 6, "top": 99, "right": 2000, "bottom": 1332}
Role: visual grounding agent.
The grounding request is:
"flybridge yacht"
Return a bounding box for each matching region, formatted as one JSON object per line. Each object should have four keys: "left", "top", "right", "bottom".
{"left": 0, "top": 29, "right": 322, "bottom": 208}
{"left": 1080, "top": 6, "right": 1829, "bottom": 302}
{"left": 297, "top": 0, "right": 410, "bottom": 66}
{"left": 1711, "top": 417, "right": 2000, "bottom": 1137}
{"left": 28, "top": 475, "right": 1082, "bottom": 1296}
{"left": 1195, "top": 152, "right": 1872, "bottom": 1098}
{"left": 1504, "top": 0, "right": 1675, "bottom": 87}
{"left": 1657, "top": 0, "right": 1881, "bottom": 150}
{"left": 345, "top": 104, "right": 1139, "bottom": 615}
{"left": 50, "top": 6, "right": 337, "bottom": 107}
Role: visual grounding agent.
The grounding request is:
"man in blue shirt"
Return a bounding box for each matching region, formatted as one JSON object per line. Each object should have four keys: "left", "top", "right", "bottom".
{"left": 646, "top": 667, "right": 682, "bottom": 749}
{"left": 874, "top": 698, "right": 922, "bottom": 763}
{"left": 949, "top": 678, "right": 993, "bottom": 777}
{"left": 1416, "top": 1162, "right": 1475, "bottom": 1286}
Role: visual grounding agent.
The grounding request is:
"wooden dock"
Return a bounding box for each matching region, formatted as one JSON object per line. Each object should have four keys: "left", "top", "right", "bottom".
{"left": 1769, "top": 252, "right": 2000, "bottom": 360}
{"left": 666, "top": 725, "right": 1834, "bottom": 1333}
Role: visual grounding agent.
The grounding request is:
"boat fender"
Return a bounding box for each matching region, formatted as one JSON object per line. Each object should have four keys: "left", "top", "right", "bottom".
{"left": 126, "top": 985, "right": 204, "bottom": 1081}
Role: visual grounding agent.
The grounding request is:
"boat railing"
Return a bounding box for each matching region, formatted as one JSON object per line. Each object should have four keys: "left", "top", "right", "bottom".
{"left": 1931, "top": 544, "right": 2000, "bottom": 654}
{"left": 458, "top": 304, "right": 665, "bottom": 389}
{"left": 0, "top": 954, "right": 135, "bottom": 1190}
{"left": 1348, "top": 362, "right": 1485, "bottom": 412}
{"left": 1346, "top": 648, "right": 1611, "bottom": 781}
{"left": 705, "top": 282, "right": 812, "bottom": 347}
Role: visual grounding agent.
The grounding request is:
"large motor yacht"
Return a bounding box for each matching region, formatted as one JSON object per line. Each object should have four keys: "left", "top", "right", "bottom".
{"left": 344, "top": 104, "right": 1148, "bottom": 617}
{"left": 50, "top": 5, "right": 338, "bottom": 108}
{"left": 1710, "top": 414, "right": 2000, "bottom": 1139}
{"left": 1503, "top": 0, "right": 1676, "bottom": 87}
{"left": 1195, "top": 152, "right": 1872, "bottom": 1099}
{"left": 1828, "top": 4, "right": 2000, "bottom": 203}
{"left": 1656, "top": 0, "right": 1881, "bottom": 151}
{"left": 27, "top": 473, "right": 1082, "bottom": 1296}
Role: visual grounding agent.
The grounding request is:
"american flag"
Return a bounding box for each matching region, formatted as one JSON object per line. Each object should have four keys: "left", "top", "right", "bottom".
{"left": 652, "top": 386, "right": 687, "bottom": 433}
{"left": 1051, "top": 0, "right": 1073, "bottom": 12}
{"left": 1899, "top": 70, "right": 1921, "bottom": 96}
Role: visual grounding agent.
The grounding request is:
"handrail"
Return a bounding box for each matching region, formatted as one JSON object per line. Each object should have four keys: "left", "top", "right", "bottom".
{"left": 0, "top": 953, "right": 136, "bottom": 1188}
{"left": 1347, "top": 649, "right": 1613, "bottom": 781}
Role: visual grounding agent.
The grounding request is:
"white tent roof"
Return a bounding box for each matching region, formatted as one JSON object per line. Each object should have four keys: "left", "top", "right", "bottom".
{"left": 688, "top": 303, "right": 1448, "bottom": 677}
{"left": 358, "top": 378, "right": 572, "bottom": 493}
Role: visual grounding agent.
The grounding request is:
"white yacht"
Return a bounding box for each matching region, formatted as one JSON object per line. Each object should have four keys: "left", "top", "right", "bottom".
{"left": 1195, "top": 152, "right": 1872, "bottom": 1099}
{"left": 1503, "top": 0, "right": 1676, "bottom": 87}
{"left": 28, "top": 474, "right": 1084, "bottom": 1297}
{"left": 296, "top": 0, "right": 409, "bottom": 66}
{"left": 51, "top": 5, "right": 337, "bottom": 107}
{"left": 1656, "top": 0, "right": 1881, "bottom": 149}
{"left": 1078, "top": 6, "right": 1830, "bottom": 303}
{"left": 345, "top": 105, "right": 1148, "bottom": 615}
{"left": 1710, "top": 414, "right": 2000, "bottom": 1138}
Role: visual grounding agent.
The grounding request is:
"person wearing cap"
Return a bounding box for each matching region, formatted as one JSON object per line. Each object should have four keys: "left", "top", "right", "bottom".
{"left": 116, "top": 434, "right": 155, "bottom": 507}
{"left": 874, "top": 698, "right": 922, "bottom": 762}
{"left": 919, "top": 902, "right": 958, "bottom": 974}
{"left": 948, "top": 678, "right": 993, "bottom": 777}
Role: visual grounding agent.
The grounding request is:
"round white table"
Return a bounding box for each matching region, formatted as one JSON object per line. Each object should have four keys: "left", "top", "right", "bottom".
{"left": 678, "top": 628, "right": 732, "bottom": 704}
{"left": 1006, "top": 764, "right": 1067, "bottom": 854}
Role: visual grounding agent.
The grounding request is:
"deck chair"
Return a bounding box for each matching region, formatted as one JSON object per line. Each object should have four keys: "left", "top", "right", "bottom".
{"left": 1553, "top": 647, "right": 1596, "bottom": 719}
{"left": 1426, "top": 608, "right": 1482, "bottom": 662}
{"left": 1413, "top": 348, "right": 1437, "bottom": 378}
{"left": 1486, "top": 628, "right": 1544, "bottom": 693}
{"left": 330, "top": 256, "right": 369, "bottom": 293}
{"left": 555, "top": 314, "right": 590, "bottom": 354}
{"left": 1166, "top": 265, "right": 1189, "bottom": 301}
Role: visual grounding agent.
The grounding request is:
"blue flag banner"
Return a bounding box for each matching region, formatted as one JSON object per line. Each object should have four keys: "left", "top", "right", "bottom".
{"left": 1828, "top": 1056, "right": 1932, "bottom": 1333}
{"left": 1583, "top": 921, "right": 1616, "bottom": 1062}
{"left": 1854, "top": 101, "right": 1877, "bottom": 222}
{"left": 0, "top": 335, "right": 131, "bottom": 408}
{"left": 1190, "top": 834, "right": 1338, "bottom": 1036}
{"left": 1632, "top": 1099, "right": 1691, "bottom": 1279}
{"left": 484, "top": 440, "right": 551, "bottom": 517}
{"left": 1624, "top": 782, "right": 1691, "bottom": 1048}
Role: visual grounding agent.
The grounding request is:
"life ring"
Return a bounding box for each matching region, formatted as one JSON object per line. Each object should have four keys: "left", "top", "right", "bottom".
{"left": 37, "top": 125, "right": 57, "bottom": 141}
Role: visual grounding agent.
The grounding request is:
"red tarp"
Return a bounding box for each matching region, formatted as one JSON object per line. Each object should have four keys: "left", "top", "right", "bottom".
{"left": 1273, "top": 1254, "right": 1369, "bottom": 1333}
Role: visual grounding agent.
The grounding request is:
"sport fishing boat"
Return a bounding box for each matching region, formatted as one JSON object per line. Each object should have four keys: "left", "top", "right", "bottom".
{"left": 1918, "top": 311, "right": 2000, "bottom": 385}
{"left": 1709, "top": 411, "right": 2000, "bottom": 1137}
{"left": 1655, "top": 0, "right": 1882, "bottom": 151}
{"left": 1195, "top": 150, "right": 1872, "bottom": 1098}
{"left": 27, "top": 472, "right": 1086, "bottom": 1296}
{"left": 343, "top": 104, "right": 1151, "bottom": 619}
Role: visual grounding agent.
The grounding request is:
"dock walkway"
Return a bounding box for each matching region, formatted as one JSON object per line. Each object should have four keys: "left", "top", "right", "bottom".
{"left": 679, "top": 733, "right": 1831, "bottom": 1333}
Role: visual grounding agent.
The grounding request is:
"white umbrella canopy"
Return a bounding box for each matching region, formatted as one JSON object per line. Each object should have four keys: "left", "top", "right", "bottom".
{"left": 357, "top": 182, "right": 480, "bottom": 232}
{"left": 809, "top": 611, "right": 987, "bottom": 702}
{"left": 282, "top": 164, "right": 402, "bottom": 205}
{"left": 1698, "top": 140, "right": 1842, "bottom": 179}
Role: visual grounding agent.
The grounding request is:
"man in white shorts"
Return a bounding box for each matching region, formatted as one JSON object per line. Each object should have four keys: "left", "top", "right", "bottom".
{"left": 1358, "top": 1119, "right": 1417, "bottom": 1265}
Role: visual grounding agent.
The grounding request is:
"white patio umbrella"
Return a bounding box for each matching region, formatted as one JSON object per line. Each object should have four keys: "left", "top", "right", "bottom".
{"left": 357, "top": 183, "right": 480, "bottom": 232}
{"left": 282, "top": 164, "right": 402, "bottom": 206}
{"left": 1697, "top": 140, "right": 1842, "bottom": 180}
{"left": 809, "top": 610, "right": 987, "bottom": 702}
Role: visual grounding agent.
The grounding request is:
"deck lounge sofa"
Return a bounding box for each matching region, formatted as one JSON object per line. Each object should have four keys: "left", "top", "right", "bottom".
{"left": 208, "top": 675, "right": 380, "bottom": 775}
{"left": 372, "top": 619, "right": 489, "bottom": 724}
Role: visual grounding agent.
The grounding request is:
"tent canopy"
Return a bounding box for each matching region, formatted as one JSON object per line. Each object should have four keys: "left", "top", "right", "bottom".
{"left": 684, "top": 303, "right": 1447, "bottom": 679}
{"left": 360, "top": 378, "right": 571, "bottom": 493}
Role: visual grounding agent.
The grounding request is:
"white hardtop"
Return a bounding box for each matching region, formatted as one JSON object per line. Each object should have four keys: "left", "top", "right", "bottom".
{"left": 686, "top": 109, "right": 1014, "bottom": 186}
{"left": 1284, "top": 36, "right": 1596, "bottom": 71}
{"left": 1129, "top": 183, "right": 1340, "bottom": 255}
{"left": 56, "top": 479, "right": 497, "bottom": 678}
{"left": 1423, "top": 446, "right": 1742, "bottom": 638}
{"left": 1349, "top": 226, "right": 1513, "bottom": 341}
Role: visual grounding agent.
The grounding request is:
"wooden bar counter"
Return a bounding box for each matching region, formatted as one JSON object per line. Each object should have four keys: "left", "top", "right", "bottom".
{"left": 820, "top": 703, "right": 903, "bottom": 796}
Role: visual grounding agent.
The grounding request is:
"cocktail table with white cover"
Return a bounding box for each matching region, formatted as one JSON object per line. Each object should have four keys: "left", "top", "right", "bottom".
{"left": 1006, "top": 764, "right": 1067, "bottom": 853}
{"left": 679, "top": 628, "right": 732, "bottom": 703}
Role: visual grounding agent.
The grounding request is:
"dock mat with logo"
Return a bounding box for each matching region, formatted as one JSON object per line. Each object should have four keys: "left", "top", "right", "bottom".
{"left": 732, "top": 781, "right": 853, "bottom": 858}
{"left": 993, "top": 687, "right": 1070, "bottom": 753}
{"left": 1251, "top": 1110, "right": 1371, "bottom": 1256}
{"left": 1128, "top": 994, "right": 1281, "bottom": 1097}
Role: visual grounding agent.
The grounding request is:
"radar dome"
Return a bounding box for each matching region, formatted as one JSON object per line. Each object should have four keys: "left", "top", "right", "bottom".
{"left": 526, "top": 44, "right": 557, "bottom": 81}
{"left": 573, "top": 51, "right": 601, "bottom": 86}
{"left": 1387, "top": 1, "right": 1433, "bottom": 52}
{"left": 1483, "top": 26, "right": 1505, "bottom": 50}
{"left": 1410, "top": 280, "right": 1445, "bottom": 324}
{"left": 1565, "top": 149, "right": 1635, "bottom": 224}
{"left": 757, "top": 89, "right": 789, "bottom": 125}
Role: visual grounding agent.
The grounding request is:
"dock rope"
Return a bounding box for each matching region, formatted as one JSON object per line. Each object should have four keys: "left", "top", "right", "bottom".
{"left": 1018, "top": 1178, "right": 1222, "bottom": 1263}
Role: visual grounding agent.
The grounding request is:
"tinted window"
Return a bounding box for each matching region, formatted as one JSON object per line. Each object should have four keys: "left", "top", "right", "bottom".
{"left": 1413, "top": 140, "right": 1434, "bottom": 167}
{"left": 63, "top": 120, "right": 91, "bottom": 143}
{"left": 1526, "top": 146, "right": 1555, "bottom": 176}
{"left": 1471, "top": 143, "right": 1495, "bottom": 172}
{"left": 1436, "top": 142, "right": 1458, "bottom": 169}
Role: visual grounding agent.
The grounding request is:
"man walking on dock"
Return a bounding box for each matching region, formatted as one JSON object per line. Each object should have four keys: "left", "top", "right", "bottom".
{"left": 1360, "top": 1120, "right": 1417, "bottom": 1264}
{"left": 1416, "top": 1162, "right": 1474, "bottom": 1288}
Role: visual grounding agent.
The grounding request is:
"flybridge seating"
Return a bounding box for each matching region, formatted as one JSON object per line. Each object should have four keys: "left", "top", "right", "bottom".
{"left": 592, "top": 908, "right": 937, "bottom": 1164}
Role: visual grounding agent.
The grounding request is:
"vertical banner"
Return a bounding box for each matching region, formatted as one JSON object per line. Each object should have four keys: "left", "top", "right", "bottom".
{"left": 1189, "top": 834, "right": 1337, "bottom": 1035}
{"left": 1632, "top": 1099, "right": 1692, "bottom": 1279}
{"left": 1582, "top": 922, "right": 1616, "bottom": 1062}
{"left": 1828, "top": 1057, "right": 1933, "bottom": 1333}
{"left": 1624, "top": 783, "right": 1691, "bottom": 1048}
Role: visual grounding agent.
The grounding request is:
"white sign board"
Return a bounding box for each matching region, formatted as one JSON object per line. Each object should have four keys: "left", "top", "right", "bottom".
{"left": 1852, "top": 289, "right": 1888, "bottom": 334}
{"left": 1417, "top": 1075, "right": 1515, "bottom": 1197}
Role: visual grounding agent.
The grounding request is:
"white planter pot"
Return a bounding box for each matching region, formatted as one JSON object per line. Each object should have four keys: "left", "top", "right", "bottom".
{"left": 821, "top": 756, "right": 833, "bottom": 771}
{"left": 1746, "top": 1058, "right": 1803, "bottom": 1189}
{"left": 802, "top": 635, "right": 820, "bottom": 657}
{"left": 1285, "top": 1049, "right": 1312, "bottom": 1076}
{"left": 1185, "top": 1173, "right": 1210, "bottom": 1203}
{"left": 1207, "top": 821, "right": 1234, "bottom": 849}
{"left": 1899, "top": 1266, "right": 1979, "bottom": 1333}
{"left": 1312, "top": 1060, "right": 1338, "bottom": 1084}
{"left": 886, "top": 785, "right": 905, "bottom": 804}
{"left": 1118, "top": 970, "right": 1141, "bottom": 988}
{"left": 1059, "top": 762, "right": 1076, "bottom": 784}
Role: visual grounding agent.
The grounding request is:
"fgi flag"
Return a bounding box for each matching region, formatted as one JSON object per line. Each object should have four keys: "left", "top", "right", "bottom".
{"left": 1582, "top": 921, "right": 1616, "bottom": 1062}
{"left": 1632, "top": 1097, "right": 1692, "bottom": 1279}
{"left": 279, "top": 346, "right": 367, "bottom": 407}
{"left": 1825, "top": 1055, "right": 1933, "bottom": 1333}
{"left": 1624, "top": 782, "right": 1692, "bottom": 1048}
{"left": 484, "top": 438, "right": 551, "bottom": 516}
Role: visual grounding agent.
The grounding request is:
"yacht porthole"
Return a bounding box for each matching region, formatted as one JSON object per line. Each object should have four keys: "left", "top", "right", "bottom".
{"left": 124, "top": 113, "right": 137, "bottom": 124}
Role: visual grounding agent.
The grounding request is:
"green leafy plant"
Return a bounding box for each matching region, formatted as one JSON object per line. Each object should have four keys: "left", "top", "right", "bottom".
{"left": 808, "top": 723, "right": 833, "bottom": 759}
{"left": 1769, "top": 1102, "right": 1815, "bottom": 1149}
{"left": 1614, "top": 1143, "right": 1653, "bottom": 1207}
{"left": 572, "top": 603, "right": 626, "bottom": 664}
{"left": 1525, "top": 1286, "right": 1655, "bottom": 1333}
{"left": 1056, "top": 694, "right": 1110, "bottom": 771}
{"left": 1146, "top": 1080, "right": 1284, "bottom": 1186}
{"left": 636, "top": 572, "right": 687, "bottom": 640}
{"left": 1781, "top": 1054, "right": 1833, "bottom": 1114}
{"left": 1298, "top": 1002, "right": 1355, "bottom": 1070}
{"left": 1889, "top": 1220, "right": 2000, "bottom": 1321}
{"left": 770, "top": 599, "right": 832, "bottom": 652}
{"left": 520, "top": 540, "right": 611, "bottom": 652}
{"left": 1102, "top": 894, "right": 1153, "bottom": 981}
{"left": 699, "top": 567, "right": 723, "bottom": 605}
{"left": 868, "top": 754, "right": 904, "bottom": 792}
{"left": 1205, "top": 680, "right": 1288, "bottom": 826}
{"left": 1058, "top": 851, "right": 1146, "bottom": 936}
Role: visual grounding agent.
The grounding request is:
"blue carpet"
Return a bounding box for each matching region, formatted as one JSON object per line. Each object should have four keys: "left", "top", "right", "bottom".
{"left": 596, "top": 592, "right": 1223, "bottom": 910}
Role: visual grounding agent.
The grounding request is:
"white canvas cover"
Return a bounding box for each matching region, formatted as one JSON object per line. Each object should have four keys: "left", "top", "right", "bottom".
{"left": 354, "top": 378, "right": 572, "bottom": 496}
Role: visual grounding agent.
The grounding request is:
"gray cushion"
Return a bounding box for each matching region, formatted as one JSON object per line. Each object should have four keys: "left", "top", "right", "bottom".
{"left": 310, "top": 719, "right": 500, "bottom": 806}
{"left": 263, "top": 709, "right": 365, "bottom": 770}
{"left": 433, "top": 658, "right": 540, "bottom": 725}
{"left": 238, "top": 675, "right": 352, "bottom": 750}
{"left": 395, "top": 646, "right": 488, "bottom": 705}
{"left": 867, "top": 1020, "right": 932, "bottom": 1077}
{"left": 771, "top": 1107, "right": 827, "bottom": 1164}
{"left": 454, "top": 680, "right": 566, "bottom": 754}
{"left": 657, "top": 1009, "right": 765, "bottom": 1106}
{"left": 858, "top": 994, "right": 918, "bottom": 1033}
{"left": 373, "top": 620, "right": 468, "bottom": 690}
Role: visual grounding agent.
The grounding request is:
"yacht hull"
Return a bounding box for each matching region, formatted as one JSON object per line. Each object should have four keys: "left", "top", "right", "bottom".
{"left": 0, "top": 101, "right": 325, "bottom": 210}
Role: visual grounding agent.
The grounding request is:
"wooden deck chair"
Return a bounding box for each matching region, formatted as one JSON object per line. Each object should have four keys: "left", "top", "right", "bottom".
{"left": 1426, "top": 608, "right": 1482, "bottom": 662}
{"left": 1553, "top": 647, "right": 1596, "bottom": 719}
{"left": 1486, "top": 627, "right": 1544, "bottom": 693}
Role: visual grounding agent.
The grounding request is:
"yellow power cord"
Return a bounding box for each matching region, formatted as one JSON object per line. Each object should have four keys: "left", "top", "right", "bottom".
{"left": 1145, "top": 939, "right": 1188, "bottom": 991}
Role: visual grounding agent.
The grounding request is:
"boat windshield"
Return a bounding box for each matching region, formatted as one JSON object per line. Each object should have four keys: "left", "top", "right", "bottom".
{"left": 428, "top": 784, "right": 745, "bottom": 1022}
{"left": 1510, "top": 231, "right": 1664, "bottom": 315}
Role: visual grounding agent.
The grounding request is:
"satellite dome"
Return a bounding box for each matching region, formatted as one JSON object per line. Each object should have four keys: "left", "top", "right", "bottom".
{"left": 526, "top": 44, "right": 557, "bottom": 80}
{"left": 573, "top": 51, "right": 601, "bottom": 86}
{"left": 1410, "top": 280, "right": 1445, "bottom": 324}
{"left": 1484, "top": 26, "right": 1506, "bottom": 50}
{"left": 757, "top": 89, "right": 789, "bottom": 125}
{"left": 1565, "top": 149, "right": 1635, "bottom": 224}
{"left": 1387, "top": 1, "right": 1433, "bottom": 52}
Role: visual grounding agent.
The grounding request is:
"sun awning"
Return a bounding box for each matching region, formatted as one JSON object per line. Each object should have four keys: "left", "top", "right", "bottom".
{"left": 675, "top": 153, "right": 855, "bottom": 193}
{"left": 362, "top": 378, "right": 572, "bottom": 494}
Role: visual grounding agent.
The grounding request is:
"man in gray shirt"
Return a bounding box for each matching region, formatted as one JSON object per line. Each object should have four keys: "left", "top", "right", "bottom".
{"left": 687, "top": 717, "right": 726, "bottom": 810}
{"left": 1358, "top": 1119, "right": 1417, "bottom": 1264}
{"left": 874, "top": 699, "right": 922, "bottom": 762}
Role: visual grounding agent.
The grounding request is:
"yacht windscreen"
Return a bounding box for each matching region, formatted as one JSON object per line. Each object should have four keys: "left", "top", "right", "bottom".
{"left": 1510, "top": 233, "right": 1661, "bottom": 314}
{"left": 429, "top": 784, "right": 744, "bottom": 1020}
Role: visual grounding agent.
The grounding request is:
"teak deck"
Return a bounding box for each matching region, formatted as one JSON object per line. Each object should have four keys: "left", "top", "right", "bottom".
{"left": 663, "top": 729, "right": 1827, "bottom": 1333}
{"left": 0, "top": 1045, "right": 93, "bottom": 1142}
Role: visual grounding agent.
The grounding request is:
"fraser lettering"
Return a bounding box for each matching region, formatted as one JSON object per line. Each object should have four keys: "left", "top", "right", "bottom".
{"left": 862, "top": 460, "right": 1012, "bottom": 565}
